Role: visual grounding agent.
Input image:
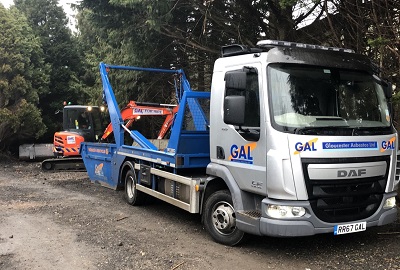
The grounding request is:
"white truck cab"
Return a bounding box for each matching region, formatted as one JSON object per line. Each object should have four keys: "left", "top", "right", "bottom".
{"left": 208, "top": 40, "right": 398, "bottom": 240}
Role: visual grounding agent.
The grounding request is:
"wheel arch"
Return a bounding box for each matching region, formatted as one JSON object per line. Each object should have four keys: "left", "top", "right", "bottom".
{"left": 120, "top": 159, "right": 135, "bottom": 186}
{"left": 201, "top": 177, "right": 228, "bottom": 215}
{"left": 203, "top": 163, "right": 246, "bottom": 214}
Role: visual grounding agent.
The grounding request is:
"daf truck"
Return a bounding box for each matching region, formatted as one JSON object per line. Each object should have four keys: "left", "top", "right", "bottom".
{"left": 80, "top": 40, "right": 399, "bottom": 246}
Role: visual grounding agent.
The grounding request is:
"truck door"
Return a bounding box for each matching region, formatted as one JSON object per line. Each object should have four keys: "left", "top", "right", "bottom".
{"left": 211, "top": 64, "right": 267, "bottom": 195}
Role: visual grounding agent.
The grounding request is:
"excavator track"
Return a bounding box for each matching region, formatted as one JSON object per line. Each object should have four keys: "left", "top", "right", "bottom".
{"left": 41, "top": 157, "right": 86, "bottom": 171}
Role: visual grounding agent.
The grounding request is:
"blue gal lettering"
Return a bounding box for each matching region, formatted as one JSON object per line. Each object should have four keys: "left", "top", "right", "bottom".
{"left": 295, "top": 142, "right": 316, "bottom": 152}
{"left": 230, "top": 144, "right": 253, "bottom": 161}
{"left": 381, "top": 141, "right": 395, "bottom": 150}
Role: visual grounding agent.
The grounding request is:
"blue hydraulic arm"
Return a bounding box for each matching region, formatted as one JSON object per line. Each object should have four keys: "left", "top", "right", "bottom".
{"left": 100, "top": 62, "right": 124, "bottom": 147}
{"left": 99, "top": 62, "right": 195, "bottom": 149}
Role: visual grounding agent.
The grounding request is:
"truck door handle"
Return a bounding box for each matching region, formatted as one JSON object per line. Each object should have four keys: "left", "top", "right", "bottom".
{"left": 217, "top": 146, "right": 225, "bottom": 159}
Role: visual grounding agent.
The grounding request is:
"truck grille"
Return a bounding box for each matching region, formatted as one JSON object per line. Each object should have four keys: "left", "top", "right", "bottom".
{"left": 302, "top": 156, "right": 389, "bottom": 223}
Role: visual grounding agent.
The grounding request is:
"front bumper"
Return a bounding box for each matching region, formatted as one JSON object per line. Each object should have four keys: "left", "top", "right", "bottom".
{"left": 236, "top": 192, "right": 398, "bottom": 237}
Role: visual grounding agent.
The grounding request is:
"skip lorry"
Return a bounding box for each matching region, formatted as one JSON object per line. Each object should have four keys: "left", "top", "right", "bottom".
{"left": 80, "top": 40, "right": 399, "bottom": 246}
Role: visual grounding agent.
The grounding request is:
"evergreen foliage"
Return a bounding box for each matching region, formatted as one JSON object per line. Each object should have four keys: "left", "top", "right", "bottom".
{"left": 1, "top": 0, "right": 400, "bottom": 153}
{"left": 0, "top": 4, "right": 48, "bottom": 151}
{"left": 15, "top": 0, "right": 86, "bottom": 142}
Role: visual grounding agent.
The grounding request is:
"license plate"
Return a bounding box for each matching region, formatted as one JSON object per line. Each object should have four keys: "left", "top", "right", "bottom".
{"left": 334, "top": 221, "right": 366, "bottom": 235}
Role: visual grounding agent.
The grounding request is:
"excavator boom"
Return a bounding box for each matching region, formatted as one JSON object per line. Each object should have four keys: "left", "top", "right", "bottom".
{"left": 101, "top": 101, "right": 178, "bottom": 141}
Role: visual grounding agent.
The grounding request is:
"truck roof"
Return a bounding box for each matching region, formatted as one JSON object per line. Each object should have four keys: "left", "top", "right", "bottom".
{"left": 218, "top": 40, "right": 376, "bottom": 74}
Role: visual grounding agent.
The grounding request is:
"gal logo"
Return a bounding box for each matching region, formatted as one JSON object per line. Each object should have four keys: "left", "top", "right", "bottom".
{"left": 229, "top": 142, "right": 257, "bottom": 164}
{"left": 380, "top": 137, "right": 396, "bottom": 152}
{"left": 294, "top": 138, "right": 318, "bottom": 155}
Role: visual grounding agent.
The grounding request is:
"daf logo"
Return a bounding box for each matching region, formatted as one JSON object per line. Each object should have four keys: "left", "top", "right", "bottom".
{"left": 337, "top": 169, "right": 366, "bottom": 178}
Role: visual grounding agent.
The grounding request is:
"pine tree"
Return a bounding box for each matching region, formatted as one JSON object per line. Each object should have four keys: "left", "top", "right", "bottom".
{"left": 0, "top": 4, "right": 48, "bottom": 151}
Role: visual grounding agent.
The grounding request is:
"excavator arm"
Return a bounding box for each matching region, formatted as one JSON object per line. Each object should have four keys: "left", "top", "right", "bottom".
{"left": 101, "top": 100, "right": 179, "bottom": 141}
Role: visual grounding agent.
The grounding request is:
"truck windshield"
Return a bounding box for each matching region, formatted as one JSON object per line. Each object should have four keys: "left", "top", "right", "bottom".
{"left": 268, "top": 64, "right": 391, "bottom": 135}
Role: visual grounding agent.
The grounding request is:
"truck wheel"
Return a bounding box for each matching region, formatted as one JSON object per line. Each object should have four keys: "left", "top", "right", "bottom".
{"left": 203, "top": 190, "right": 244, "bottom": 246}
{"left": 124, "top": 169, "right": 146, "bottom": 205}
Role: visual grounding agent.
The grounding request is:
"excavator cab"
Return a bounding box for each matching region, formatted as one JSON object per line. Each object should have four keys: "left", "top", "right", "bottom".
{"left": 53, "top": 105, "right": 104, "bottom": 158}
{"left": 63, "top": 105, "right": 104, "bottom": 143}
{"left": 42, "top": 105, "right": 104, "bottom": 171}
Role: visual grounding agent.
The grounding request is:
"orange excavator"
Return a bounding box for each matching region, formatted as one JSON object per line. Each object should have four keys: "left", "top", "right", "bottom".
{"left": 41, "top": 101, "right": 178, "bottom": 171}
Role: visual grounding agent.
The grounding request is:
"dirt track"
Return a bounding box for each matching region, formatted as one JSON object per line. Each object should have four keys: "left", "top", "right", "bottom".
{"left": 0, "top": 160, "right": 399, "bottom": 270}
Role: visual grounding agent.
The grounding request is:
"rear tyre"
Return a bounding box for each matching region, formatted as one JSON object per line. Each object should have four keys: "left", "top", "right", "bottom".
{"left": 124, "top": 169, "right": 146, "bottom": 205}
{"left": 203, "top": 190, "right": 244, "bottom": 246}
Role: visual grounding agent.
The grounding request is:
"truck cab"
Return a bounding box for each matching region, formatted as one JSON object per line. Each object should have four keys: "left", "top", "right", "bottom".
{"left": 209, "top": 40, "right": 398, "bottom": 238}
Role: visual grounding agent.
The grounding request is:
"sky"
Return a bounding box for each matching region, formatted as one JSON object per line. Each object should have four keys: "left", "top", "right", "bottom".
{"left": 0, "top": 0, "right": 79, "bottom": 30}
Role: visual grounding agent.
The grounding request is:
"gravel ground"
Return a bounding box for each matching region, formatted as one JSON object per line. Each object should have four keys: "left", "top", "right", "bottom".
{"left": 0, "top": 159, "right": 399, "bottom": 270}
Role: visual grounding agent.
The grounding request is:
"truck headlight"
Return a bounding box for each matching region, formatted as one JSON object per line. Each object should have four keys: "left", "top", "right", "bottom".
{"left": 266, "top": 205, "right": 306, "bottom": 218}
{"left": 383, "top": 197, "right": 396, "bottom": 209}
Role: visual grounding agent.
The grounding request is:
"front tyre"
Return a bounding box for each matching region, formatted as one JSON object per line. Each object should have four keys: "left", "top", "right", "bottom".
{"left": 203, "top": 190, "right": 244, "bottom": 246}
{"left": 124, "top": 169, "right": 146, "bottom": 205}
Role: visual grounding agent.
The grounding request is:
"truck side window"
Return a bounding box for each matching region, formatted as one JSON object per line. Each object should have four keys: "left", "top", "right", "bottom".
{"left": 225, "top": 68, "right": 260, "bottom": 141}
